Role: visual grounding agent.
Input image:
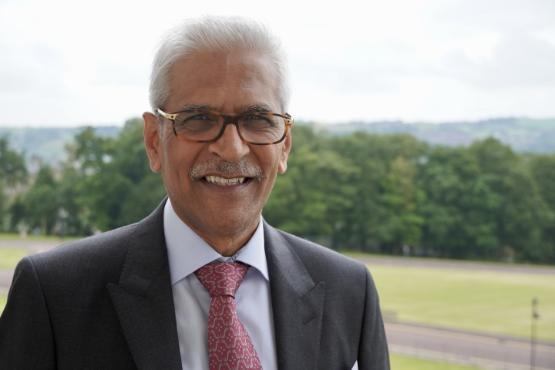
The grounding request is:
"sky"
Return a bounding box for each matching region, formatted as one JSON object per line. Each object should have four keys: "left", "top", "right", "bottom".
{"left": 1, "top": 0, "right": 554, "bottom": 127}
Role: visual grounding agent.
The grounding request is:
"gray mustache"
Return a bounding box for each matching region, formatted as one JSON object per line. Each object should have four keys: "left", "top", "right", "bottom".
{"left": 189, "top": 159, "right": 264, "bottom": 180}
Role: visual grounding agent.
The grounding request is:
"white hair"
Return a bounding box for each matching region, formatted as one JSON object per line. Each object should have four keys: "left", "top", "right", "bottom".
{"left": 149, "top": 16, "right": 290, "bottom": 112}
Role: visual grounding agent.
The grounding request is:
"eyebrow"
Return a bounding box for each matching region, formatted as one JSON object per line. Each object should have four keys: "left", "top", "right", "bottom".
{"left": 177, "top": 104, "right": 214, "bottom": 113}
{"left": 177, "top": 104, "right": 274, "bottom": 114}
{"left": 242, "top": 104, "right": 272, "bottom": 113}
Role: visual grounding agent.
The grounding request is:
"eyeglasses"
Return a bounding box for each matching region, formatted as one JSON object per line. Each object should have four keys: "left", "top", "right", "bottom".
{"left": 156, "top": 107, "right": 293, "bottom": 145}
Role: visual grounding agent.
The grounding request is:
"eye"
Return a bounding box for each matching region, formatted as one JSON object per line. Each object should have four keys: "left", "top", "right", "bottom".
{"left": 175, "top": 112, "right": 219, "bottom": 133}
{"left": 187, "top": 113, "right": 214, "bottom": 121}
{"left": 181, "top": 112, "right": 218, "bottom": 124}
{"left": 242, "top": 114, "right": 274, "bottom": 126}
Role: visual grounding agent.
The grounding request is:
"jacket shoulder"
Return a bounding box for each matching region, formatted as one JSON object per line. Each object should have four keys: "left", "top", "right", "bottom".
{"left": 28, "top": 223, "right": 137, "bottom": 278}
{"left": 272, "top": 228, "right": 370, "bottom": 282}
{"left": 20, "top": 220, "right": 158, "bottom": 306}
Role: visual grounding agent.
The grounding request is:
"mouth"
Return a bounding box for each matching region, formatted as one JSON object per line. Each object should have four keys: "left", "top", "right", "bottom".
{"left": 190, "top": 160, "right": 264, "bottom": 187}
{"left": 202, "top": 175, "right": 255, "bottom": 186}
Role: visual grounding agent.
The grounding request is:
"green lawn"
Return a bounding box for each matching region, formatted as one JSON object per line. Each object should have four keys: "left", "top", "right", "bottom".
{"left": 391, "top": 354, "right": 484, "bottom": 370}
{"left": 371, "top": 264, "right": 555, "bottom": 341}
{"left": 0, "top": 294, "right": 6, "bottom": 314}
{"left": 0, "top": 248, "right": 28, "bottom": 269}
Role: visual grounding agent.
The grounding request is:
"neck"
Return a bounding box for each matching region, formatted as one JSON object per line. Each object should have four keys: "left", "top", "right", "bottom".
{"left": 169, "top": 199, "right": 261, "bottom": 257}
{"left": 186, "top": 217, "right": 260, "bottom": 257}
{"left": 204, "top": 226, "right": 259, "bottom": 256}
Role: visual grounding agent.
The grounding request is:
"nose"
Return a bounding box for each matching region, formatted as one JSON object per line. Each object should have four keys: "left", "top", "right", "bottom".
{"left": 207, "top": 123, "right": 250, "bottom": 162}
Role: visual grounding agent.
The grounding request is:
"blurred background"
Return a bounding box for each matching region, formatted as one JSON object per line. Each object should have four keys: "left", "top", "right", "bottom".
{"left": 1, "top": 0, "right": 554, "bottom": 369}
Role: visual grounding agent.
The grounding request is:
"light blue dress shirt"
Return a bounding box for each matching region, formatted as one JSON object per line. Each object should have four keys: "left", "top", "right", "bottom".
{"left": 164, "top": 200, "right": 278, "bottom": 370}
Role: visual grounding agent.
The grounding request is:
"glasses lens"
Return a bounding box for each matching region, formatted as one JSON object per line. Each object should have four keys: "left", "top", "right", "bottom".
{"left": 174, "top": 112, "right": 221, "bottom": 140}
{"left": 239, "top": 113, "right": 286, "bottom": 144}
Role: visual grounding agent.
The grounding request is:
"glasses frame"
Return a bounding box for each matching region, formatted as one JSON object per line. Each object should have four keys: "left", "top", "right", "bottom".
{"left": 156, "top": 108, "right": 294, "bottom": 145}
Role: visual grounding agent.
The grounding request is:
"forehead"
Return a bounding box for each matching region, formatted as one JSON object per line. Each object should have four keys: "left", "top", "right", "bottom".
{"left": 166, "top": 49, "right": 280, "bottom": 112}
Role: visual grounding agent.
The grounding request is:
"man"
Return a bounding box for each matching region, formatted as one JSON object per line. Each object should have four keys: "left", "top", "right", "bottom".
{"left": 0, "top": 17, "right": 389, "bottom": 369}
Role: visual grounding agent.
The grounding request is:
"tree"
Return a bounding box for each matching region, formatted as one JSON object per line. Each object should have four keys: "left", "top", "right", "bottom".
{"left": 379, "top": 156, "right": 423, "bottom": 254}
{"left": 329, "top": 133, "right": 427, "bottom": 252}
{"left": 266, "top": 143, "right": 358, "bottom": 249}
{"left": 528, "top": 155, "right": 555, "bottom": 263}
{"left": 0, "top": 136, "right": 28, "bottom": 231}
{"left": 110, "top": 118, "right": 165, "bottom": 226}
{"left": 529, "top": 155, "right": 555, "bottom": 212}
{"left": 417, "top": 145, "right": 500, "bottom": 258}
{"left": 65, "top": 127, "right": 113, "bottom": 175}
{"left": 0, "top": 136, "right": 28, "bottom": 186}
{"left": 58, "top": 119, "right": 165, "bottom": 233}
{"left": 21, "top": 165, "right": 61, "bottom": 234}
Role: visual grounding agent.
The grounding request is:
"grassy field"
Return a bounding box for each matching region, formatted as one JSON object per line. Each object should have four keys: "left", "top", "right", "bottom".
{"left": 391, "top": 354, "right": 484, "bottom": 370}
{"left": 0, "top": 248, "right": 28, "bottom": 269}
{"left": 0, "top": 295, "right": 6, "bottom": 313}
{"left": 370, "top": 264, "right": 555, "bottom": 341}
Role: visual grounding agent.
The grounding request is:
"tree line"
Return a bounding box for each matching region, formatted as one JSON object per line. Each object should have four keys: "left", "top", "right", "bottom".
{"left": 1, "top": 119, "right": 554, "bottom": 264}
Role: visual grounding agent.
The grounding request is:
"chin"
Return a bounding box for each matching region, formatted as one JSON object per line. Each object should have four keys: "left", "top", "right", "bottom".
{"left": 207, "top": 209, "right": 259, "bottom": 232}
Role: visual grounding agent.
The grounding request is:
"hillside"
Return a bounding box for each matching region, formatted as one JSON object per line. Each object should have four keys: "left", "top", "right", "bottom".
{"left": 323, "top": 117, "right": 555, "bottom": 153}
{"left": 1, "top": 117, "right": 553, "bottom": 166}
{"left": 0, "top": 126, "right": 120, "bottom": 165}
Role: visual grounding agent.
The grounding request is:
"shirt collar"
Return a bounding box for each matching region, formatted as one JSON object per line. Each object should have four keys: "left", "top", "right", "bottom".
{"left": 164, "top": 199, "right": 268, "bottom": 285}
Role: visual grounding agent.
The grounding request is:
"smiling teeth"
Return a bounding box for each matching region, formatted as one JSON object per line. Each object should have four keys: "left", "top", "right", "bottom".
{"left": 205, "top": 176, "right": 246, "bottom": 186}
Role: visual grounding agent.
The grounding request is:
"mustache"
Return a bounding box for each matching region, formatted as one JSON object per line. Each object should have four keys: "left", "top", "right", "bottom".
{"left": 189, "top": 159, "right": 264, "bottom": 180}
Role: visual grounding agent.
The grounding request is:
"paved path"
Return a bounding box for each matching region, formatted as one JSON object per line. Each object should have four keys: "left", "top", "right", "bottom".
{"left": 0, "top": 270, "right": 13, "bottom": 294}
{"left": 0, "top": 239, "right": 64, "bottom": 250}
{"left": 387, "top": 321, "right": 555, "bottom": 370}
{"left": 358, "top": 254, "right": 555, "bottom": 275}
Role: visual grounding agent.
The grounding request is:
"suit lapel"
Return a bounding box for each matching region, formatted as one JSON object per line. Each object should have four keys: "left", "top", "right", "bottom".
{"left": 107, "top": 202, "right": 182, "bottom": 370}
{"left": 264, "top": 223, "right": 326, "bottom": 370}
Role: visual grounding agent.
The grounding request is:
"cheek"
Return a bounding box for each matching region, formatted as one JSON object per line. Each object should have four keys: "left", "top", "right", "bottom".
{"left": 258, "top": 148, "right": 285, "bottom": 179}
{"left": 160, "top": 141, "right": 206, "bottom": 186}
{"left": 159, "top": 144, "right": 187, "bottom": 183}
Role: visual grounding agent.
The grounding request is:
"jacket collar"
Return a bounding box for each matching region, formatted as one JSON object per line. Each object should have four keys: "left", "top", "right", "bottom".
{"left": 264, "top": 222, "right": 326, "bottom": 370}
{"left": 107, "top": 200, "right": 182, "bottom": 370}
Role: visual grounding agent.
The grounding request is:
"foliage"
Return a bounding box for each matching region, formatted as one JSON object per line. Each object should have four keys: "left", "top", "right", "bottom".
{"left": 0, "top": 137, "right": 28, "bottom": 230}
{"left": 60, "top": 119, "right": 165, "bottom": 233}
{"left": 266, "top": 126, "right": 555, "bottom": 264}
{"left": 19, "top": 165, "right": 61, "bottom": 234}
{"left": 265, "top": 126, "right": 555, "bottom": 263}
{"left": 6, "top": 120, "right": 165, "bottom": 235}
{"left": 0, "top": 137, "right": 27, "bottom": 186}
{"left": 2, "top": 121, "right": 555, "bottom": 263}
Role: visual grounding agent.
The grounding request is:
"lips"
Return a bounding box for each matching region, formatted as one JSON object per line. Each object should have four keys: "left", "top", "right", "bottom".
{"left": 190, "top": 160, "right": 264, "bottom": 185}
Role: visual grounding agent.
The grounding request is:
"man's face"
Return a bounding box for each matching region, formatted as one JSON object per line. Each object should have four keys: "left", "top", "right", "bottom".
{"left": 144, "top": 49, "right": 291, "bottom": 253}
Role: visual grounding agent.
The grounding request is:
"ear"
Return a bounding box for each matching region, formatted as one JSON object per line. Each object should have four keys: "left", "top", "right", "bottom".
{"left": 277, "top": 131, "right": 292, "bottom": 174}
{"left": 143, "top": 112, "right": 162, "bottom": 173}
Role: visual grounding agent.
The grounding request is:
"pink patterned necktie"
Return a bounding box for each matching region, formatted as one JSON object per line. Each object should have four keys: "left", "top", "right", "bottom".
{"left": 195, "top": 261, "right": 263, "bottom": 370}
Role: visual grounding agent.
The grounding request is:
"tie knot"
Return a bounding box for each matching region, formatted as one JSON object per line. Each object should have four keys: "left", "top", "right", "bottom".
{"left": 195, "top": 262, "right": 249, "bottom": 298}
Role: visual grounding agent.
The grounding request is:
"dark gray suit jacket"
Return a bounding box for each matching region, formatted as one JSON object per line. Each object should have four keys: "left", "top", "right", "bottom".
{"left": 0, "top": 202, "right": 389, "bottom": 369}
